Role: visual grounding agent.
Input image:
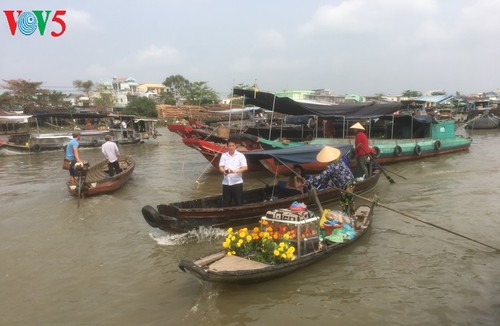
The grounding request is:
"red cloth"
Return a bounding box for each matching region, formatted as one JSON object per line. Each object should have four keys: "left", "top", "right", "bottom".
{"left": 354, "top": 131, "right": 374, "bottom": 157}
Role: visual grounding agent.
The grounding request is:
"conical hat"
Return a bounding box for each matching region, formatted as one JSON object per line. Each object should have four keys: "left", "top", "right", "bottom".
{"left": 316, "top": 146, "right": 341, "bottom": 163}
{"left": 350, "top": 122, "right": 365, "bottom": 130}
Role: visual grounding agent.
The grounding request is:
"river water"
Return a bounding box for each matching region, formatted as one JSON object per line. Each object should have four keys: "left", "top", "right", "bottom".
{"left": 0, "top": 128, "right": 499, "bottom": 326}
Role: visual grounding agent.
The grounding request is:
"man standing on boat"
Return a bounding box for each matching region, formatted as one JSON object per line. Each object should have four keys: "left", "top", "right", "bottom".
{"left": 350, "top": 122, "right": 374, "bottom": 178}
{"left": 101, "top": 135, "right": 122, "bottom": 177}
{"left": 65, "top": 130, "right": 83, "bottom": 185}
{"left": 219, "top": 139, "right": 248, "bottom": 207}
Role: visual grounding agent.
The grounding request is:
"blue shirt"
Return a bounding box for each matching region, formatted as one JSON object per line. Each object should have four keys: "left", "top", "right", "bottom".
{"left": 65, "top": 138, "right": 79, "bottom": 161}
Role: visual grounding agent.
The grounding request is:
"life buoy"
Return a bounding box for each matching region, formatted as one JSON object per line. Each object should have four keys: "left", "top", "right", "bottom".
{"left": 414, "top": 145, "right": 422, "bottom": 156}
{"left": 434, "top": 140, "right": 441, "bottom": 151}
{"left": 372, "top": 146, "right": 381, "bottom": 158}
{"left": 394, "top": 145, "right": 402, "bottom": 157}
{"left": 92, "top": 139, "right": 99, "bottom": 147}
{"left": 142, "top": 205, "right": 161, "bottom": 228}
{"left": 32, "top": 144, "right": 41, "bottom": 152}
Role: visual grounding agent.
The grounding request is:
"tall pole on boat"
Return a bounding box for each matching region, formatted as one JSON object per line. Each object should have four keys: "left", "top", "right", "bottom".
{"left": 268, "top": 94, "right": 276, "bottom": 140}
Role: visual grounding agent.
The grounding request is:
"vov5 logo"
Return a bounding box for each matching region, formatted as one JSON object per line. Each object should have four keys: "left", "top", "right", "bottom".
{"left": 3, "top": 10, "right": 66, "bottom": 37}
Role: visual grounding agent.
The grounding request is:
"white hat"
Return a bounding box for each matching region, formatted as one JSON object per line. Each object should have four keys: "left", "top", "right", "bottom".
{"left": 350, "top": 122, "right": 365, "bottom": 130}
{"left": 316, "top": 146, "right": 341, "bottom": 163}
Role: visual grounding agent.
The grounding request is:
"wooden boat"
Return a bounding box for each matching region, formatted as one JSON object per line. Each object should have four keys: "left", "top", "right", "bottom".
{"left": 67, "top": 155, "right": 136, "bottom": 197}
{"left": 465, "top": 111, "right": 500, "bottom": 129}
{"left": 181, "top": 137, "right": 266, "bottom": 171}
{"left": 232, "top": 88, "right": 472, "bottom": 175}
{"left": 141, "top": 169, "right": 380, "bottom": 233}
{"left": 178, "top": 203, "right": 375, "bottom": 284}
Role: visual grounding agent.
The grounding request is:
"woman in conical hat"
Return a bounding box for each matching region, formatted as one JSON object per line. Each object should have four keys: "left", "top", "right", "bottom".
{"left": 306, "top": 146, "right": 354, "bottom": 191}
{"left": 350, "top": 122, "right": 374, "bottom": 178}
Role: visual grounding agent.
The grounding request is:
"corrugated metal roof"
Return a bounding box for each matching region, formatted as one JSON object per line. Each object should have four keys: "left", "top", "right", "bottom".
{"left": 412, "top": 95, "right": 454, "bottom": 103}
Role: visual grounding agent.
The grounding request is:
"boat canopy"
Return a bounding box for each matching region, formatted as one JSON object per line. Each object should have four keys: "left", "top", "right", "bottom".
{"left": 243, "top": 144, "right": 353, "bottom": 164}
{"left": 233, "top": 88, "right": 402, "bottom": 119}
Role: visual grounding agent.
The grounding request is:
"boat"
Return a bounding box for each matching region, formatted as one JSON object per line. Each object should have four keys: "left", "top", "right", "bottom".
{"left": 67, "top": 155, "right": 136, "bottom": 197}
{"left": 465, "top": 111, "right": 500, "bottom": 129}
{"left": 178, "top": 202, "right": 375, "bottom": 284}
{"left": 181, "top": 137, "right": 265, "bottom": 171}
{"left": 232, "top": 88, "right": 472, "bottom": 175}
{"left": 141, "top": 166, "right": 380, "bottom": 233}
{"left": 0, "top": 113, "right": 143, "bottom": 153}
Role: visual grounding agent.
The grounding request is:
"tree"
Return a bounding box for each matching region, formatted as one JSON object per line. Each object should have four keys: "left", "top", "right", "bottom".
{"left": 1, "top": 79, "right": 46, "bottom": 113}
{"left": 123, "top": 97, "right": 157, "bottom": 117}
{"left": 163, "top": 74, "right": 190, "bottom": 104}
{"left": 72, "top": 80, "right": 94, "bottom": 98}
{"left": 93, "top": 83, "right": 114, "bottom": 113}
{"left": 402, "top": 90, "right": 422, "bottom": 98}
{"left": 187, "top": 81, "right": 220, "bottom": 105}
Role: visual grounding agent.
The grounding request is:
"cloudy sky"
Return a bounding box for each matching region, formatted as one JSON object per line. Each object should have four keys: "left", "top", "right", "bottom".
{"left": 1, "top": 0, "right": 499, "bottom": 98}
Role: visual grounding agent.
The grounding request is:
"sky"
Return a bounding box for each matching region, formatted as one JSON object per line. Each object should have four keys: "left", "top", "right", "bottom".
{"left": 1, "top": 0, "right": 499, "bottom": 98}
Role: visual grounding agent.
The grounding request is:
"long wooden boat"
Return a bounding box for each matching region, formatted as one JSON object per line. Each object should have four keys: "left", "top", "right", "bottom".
{"left": 465, "top": 112, "right": 500, "bottom": 129}
{"left": 67, "top": 155, "right": 136, "bottom": 197}
{"left": 178, "top": 203, "right": 374, "bottom": 284}
{"left": 141, "top": 169, "right": 380, "bottom": 233}
{"left": 181, "top": 137, "right": 266, "bottom": 171}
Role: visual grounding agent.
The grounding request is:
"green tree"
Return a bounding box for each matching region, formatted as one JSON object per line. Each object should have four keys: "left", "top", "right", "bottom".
{"left": 402, "top": 90, "right": 422, "bottom": 97}
{"left": 163, "top": 74, "right": 190, "bottom": 104}
{"left": 187, "top": 81, "right": 220, "bottom": 105}
{"left": 1, "top": 79, "right": 48, "bottom": 113}
{"left": 72, "top": 80, "right": 94, "bottom": 98}
{"left": 124, "top": 97, "right": 157, "bottom": 117}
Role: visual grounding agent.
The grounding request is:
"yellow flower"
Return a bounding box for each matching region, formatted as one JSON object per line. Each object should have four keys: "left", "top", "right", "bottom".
{"left": 227, "top": 227, "right": 233, "bottom": 234}
{"left": 274, "top": 250, "right": 280, "bottom": 256}
{"left": 239, "top": 231, "right": 246, "bottom": 238}
{"left": 246, "top": 235, "right": 252, "bottom": 242}
{"left": 227, "top": 251, "right": 233, "bottom": 256}
{"left": 282, "top": 233, "right": 290, "bottom": 240}
{"left": 223, "top": 241, "right": 229, "bottom": 248}
{"left": 231, "top": 235, "right": 235, "bottom": 241}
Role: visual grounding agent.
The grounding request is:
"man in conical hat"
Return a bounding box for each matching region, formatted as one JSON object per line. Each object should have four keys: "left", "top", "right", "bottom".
{"left": 306, "top": 146, "right": 354, "bottom": 191}
{"left": 350, "top": 122, "right": 374, "bottom": 178}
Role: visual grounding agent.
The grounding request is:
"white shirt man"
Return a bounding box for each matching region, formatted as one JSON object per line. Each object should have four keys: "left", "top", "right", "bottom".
{"left": 219, "top": 140, "right": 248, "bottom": 206}
{"left": 101, "top": 135, "right": 121, "bottom": 176}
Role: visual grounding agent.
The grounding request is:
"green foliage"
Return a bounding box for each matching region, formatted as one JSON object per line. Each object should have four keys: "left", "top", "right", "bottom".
{"left": 93, "top": 93, "right": 114, "bottom": 113}
{"left": 0, "top": 79, "right": 71, "bottom": 113}
{"left": 124, "top": 97, "right": 158, "bottom": 117}
{"left": 163, "top": 74, "right": 190, "bottom": 104}
{"left": 402, "top": 90, "right": 423, "bottom": 97}
{"left": 187, "top": 81, "right": 219, "bottom": 105}
{"left": 72, "top": 80, "right": 94, "bottom": 97}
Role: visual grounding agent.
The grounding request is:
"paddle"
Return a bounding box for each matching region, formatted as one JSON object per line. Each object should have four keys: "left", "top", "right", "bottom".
{"left": 354, "top": 146, "right": 396, "bottom": 184}
{"left": 332, "top": 186, "right": 500, "bottom": 253}
{"left": 77, "top": 174, "right": 83, "bottom": 208}
{"left": 369, "top": 158, "right": 408, "bottom": 181}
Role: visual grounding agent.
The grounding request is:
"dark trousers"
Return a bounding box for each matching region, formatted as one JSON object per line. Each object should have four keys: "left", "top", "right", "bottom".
{"left": 222, "top": 183, "right": 243, "bottom": 207}
{"left": 107, "top": 161, "right": 122, "bottom": 176}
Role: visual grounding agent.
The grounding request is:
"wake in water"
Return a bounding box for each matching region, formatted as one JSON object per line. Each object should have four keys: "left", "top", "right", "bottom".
{"left": 149, "top": 226, "right": 226, "bottom": 246}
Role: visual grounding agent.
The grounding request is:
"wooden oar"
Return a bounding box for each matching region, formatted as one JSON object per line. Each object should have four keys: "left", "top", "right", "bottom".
{"left": 334, "top": 187, "right": 500, "bottom": 252}
{"left": 369, "top": 158, "right": 408, "bottom": 181}
{"left": 367, "top": 154, "right": 395, "bottom": 184}
{"left": 354, "top": 146, "right": 395, "bottom": 184}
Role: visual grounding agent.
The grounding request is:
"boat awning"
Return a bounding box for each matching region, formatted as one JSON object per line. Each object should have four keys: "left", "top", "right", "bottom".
{"left": 204, "top": 106, "right": 267, "bottom": 114}
{"left": 0, "top": 114, "right": 32, "bottom": 123}
{"left": 243, "top": 144, "right": 353, "bottom": 164}
{"left": 233, "top": 88, "right": 402, "bottom": 119}
{"left": 134, "top": 118, "right": 158, "bottom": 122}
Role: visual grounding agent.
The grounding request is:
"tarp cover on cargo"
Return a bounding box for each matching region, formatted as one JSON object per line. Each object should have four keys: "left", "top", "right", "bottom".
{"left": 233, "top": 88, "right": 402, "bottom": 119}
{"left": 243, "top": 144, "right": 353, "bottom": 164}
